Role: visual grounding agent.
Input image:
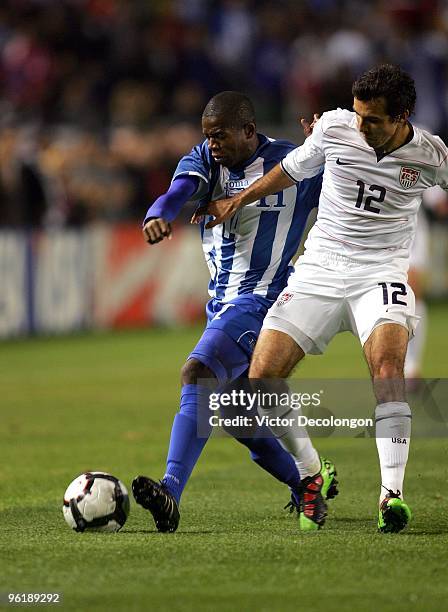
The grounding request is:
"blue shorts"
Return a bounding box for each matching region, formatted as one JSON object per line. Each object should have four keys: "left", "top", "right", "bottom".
{"left": 188, "top": 294, "right": 272, "bottom": 384}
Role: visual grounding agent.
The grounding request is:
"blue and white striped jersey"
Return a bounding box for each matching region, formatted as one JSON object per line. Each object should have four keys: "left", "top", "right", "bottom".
{"left": 174, "top": 134, "right": 322, "bottom": 303}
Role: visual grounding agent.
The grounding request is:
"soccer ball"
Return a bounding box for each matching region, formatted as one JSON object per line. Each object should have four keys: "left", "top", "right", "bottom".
{"left": 63, "top": 472, "right": 130, "bottom": 532}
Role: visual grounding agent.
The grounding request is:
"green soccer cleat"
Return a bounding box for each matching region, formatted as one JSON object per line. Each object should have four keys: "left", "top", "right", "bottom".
{"left": 285, "top": 455, "right": 339, "bottom": 512}
{"left": 298, "top": 457, "right": 339, "bottom": 532}
{"left": 285, "top": 456, "right": 339, "bottom": 531}
{"left": 298, "top": 471, "right": 327, "bottom": 531}
{"left": 378, "top": 489, "right": 412, "bottom": 533}
{"left": 320, "top": 456, "right": 339, "bottom": 501}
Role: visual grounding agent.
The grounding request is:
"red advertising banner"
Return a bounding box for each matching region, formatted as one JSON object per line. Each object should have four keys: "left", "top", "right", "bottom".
{"left": 0, "top": 224, "right": 209, "bottom": 337}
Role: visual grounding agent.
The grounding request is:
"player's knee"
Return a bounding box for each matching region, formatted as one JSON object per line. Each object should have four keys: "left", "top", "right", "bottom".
{"left": 372, "top": 357, "right": 404, "bottom": 379}
{"left": 249, "top": 346, "right": 281, "bottom": 378}
{"left": 249, "top": 353, "right": 290, "bottom": 378}
{"left": 249, "top": 356, "right": 269, "bottom": 378}
{"left": 181, "top": 358, "right": 215, "bottom": 385}
{"left": 249, "top": 330, "right": 303, "bottom": 378}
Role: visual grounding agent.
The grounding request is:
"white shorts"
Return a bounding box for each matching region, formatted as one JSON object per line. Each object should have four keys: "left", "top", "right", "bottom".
{"left": 263, "top": 253, "right": 419, "bottom": 355}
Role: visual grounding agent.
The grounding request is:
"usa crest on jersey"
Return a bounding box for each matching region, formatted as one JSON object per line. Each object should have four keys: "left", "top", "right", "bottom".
{"left": 277, "top": 291, "right": 294, "bottom": 307}
{"left": 399, "top": 166, "right": 420, "bottom": 189}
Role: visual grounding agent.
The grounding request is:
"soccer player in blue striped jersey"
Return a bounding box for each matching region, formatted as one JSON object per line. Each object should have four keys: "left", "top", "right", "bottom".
{"left": 133, "top": 92, "right": 337, "bottom": 532}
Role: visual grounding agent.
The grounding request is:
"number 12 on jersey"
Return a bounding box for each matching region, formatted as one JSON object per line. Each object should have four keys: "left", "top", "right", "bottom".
{"left": 356, "top": 180, "right": 386, "bottom": 214}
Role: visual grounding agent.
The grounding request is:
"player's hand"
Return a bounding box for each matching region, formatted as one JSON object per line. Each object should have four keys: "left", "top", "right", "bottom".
{"left": 142, "top": 217, "right": 172, "bottom": 244}
{"left": 300, "top": 113, "right": 320, "bottom": 138}
{"left": 190, "top": 197, "right": 241, "bottom": 229}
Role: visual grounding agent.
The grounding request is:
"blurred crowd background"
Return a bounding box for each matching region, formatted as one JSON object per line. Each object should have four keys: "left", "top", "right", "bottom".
{"left": 1, "top": 0, "right": 447, "bottom": 228}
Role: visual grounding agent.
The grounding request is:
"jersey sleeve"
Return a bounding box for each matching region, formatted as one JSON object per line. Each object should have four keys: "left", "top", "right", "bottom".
{"left": 435, "top": 146, "right": 448, "bottom": 192}
{"left": 143, "top": 175, "right": 200, "bottom": 224}
{"left": 280, "top": 115, "right": 326, "bottom": 182}
{"left": 173, "top": 142, "right": 211, "bottom": 201}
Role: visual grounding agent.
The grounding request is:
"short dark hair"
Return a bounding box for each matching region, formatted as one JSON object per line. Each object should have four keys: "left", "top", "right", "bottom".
{"left": 352, "top": 64, "right": 416, "bottom": 120}
{"left": 202, "top": 91, "right": 256, "bottom": 128}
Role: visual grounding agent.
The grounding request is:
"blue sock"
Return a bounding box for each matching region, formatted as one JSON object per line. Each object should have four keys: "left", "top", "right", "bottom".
{"left": 162, "top": 384, "right": 212, "bottom": 504}
{"left": 238, "top": 433, "right": 301, "bottom": 493}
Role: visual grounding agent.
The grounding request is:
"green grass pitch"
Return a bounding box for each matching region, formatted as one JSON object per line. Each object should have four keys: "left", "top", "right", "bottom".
{"left": 1, "top": 304, "right": 448, "bottom": 611}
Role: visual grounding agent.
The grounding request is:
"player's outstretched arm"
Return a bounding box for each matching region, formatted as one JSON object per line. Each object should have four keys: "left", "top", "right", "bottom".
{"left": 143, "top": 175, "right": 199, "bottom": 244}
{"left": 191, "top": 164, "right": 294, "bottom": 229}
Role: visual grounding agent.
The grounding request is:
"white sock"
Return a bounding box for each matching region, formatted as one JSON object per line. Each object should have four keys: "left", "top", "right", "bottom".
{"left": 293, "top": 438, "right": 321, "bottom": 479}
{"left": 258, "top": 403, "right": 321, "bottom": 478}
{"left": 375, "top": 402, "right": 411, "bottom": 502}
{"left": 404, "top": 300, "right": 427, "bottom": 378}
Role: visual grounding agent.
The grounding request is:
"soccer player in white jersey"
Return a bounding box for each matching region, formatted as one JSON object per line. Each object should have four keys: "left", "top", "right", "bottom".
{"left": 194, "top": 65, "right": 448, "bottom": 532}
{"left": 133, "top": 92, "right": 338, "bottom": 533}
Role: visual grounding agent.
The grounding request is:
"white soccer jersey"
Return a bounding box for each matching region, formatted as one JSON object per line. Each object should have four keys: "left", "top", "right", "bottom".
{"left": 281, "top": 108, "right": 448, "bottom": 267}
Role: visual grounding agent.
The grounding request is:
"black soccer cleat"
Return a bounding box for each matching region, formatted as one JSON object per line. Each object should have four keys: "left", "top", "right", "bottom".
{"left": 285, "top": 456, "right": 339, "bottom": 516}
{"left": 284, "top": 490, "right": 301, "bottom": 514}
{"left": 299, "top": 472, "right": 328, "bottom": 531}
{"left": 132, "top": 475, "right": 180, "bottom": 533}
